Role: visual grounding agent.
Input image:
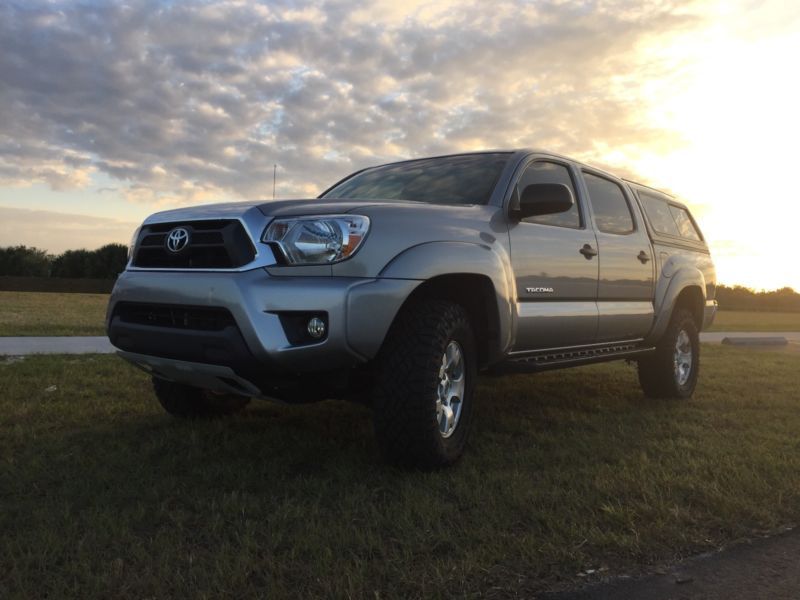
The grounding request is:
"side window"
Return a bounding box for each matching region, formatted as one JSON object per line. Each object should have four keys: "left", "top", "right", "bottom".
{"left": 517, "top": 161, "right": 581, "bottom": 228}
{"left": 669, "top": 205, "right": 702, "bottom": 241}
{"left": 583, "top": 172, "right": 635, "bottom": 234}
{"left": 639, "top": 192, "right": 680, "bottom": 236}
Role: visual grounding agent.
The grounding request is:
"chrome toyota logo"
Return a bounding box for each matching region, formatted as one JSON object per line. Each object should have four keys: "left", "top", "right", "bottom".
{"left": 165, "top": 227, "right": 190, "bottom": 253}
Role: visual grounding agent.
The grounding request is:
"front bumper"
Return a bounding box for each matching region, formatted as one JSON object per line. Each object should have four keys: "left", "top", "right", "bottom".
{"left": 107, "top": 269, "right": 418, "bottom": 394}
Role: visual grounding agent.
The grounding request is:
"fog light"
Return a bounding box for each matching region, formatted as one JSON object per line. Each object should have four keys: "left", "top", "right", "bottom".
{"left": 307, "top": 317, "right": 326, "bottom": 339}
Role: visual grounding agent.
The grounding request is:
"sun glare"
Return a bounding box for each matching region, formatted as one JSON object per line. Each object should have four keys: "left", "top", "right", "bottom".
{"left": 626, "top": 9, "right": 800, "bottom": 291}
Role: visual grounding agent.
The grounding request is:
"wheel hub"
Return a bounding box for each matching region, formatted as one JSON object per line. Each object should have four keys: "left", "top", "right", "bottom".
{"left": 673, "top": 329, "right": 693, "bottom": 387}
{"left": 436, "top": 340, "right": 466, "bottom": 438}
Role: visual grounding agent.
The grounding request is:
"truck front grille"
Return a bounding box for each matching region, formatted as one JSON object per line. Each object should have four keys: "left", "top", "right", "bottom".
{"left": 112, "top": 302, "right": 236, "bottom": 331}
{"left": 132, "top": 219, "right": 256, "bottom": 269}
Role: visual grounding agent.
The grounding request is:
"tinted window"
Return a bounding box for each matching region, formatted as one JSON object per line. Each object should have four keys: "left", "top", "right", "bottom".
{"left": 322, "top": 153, "right": 510, "bottom": 205}
{"left": 517, "top": 161, "right": 581, "bottom": 228}
{"left": 583, "top": 172, "right": 634, "bottom": 234}
{"left": 669, "top": 205, "right": 701, "bottom": 240}
{"left": 639, "top": 192, "right": 680, "bottom": 236}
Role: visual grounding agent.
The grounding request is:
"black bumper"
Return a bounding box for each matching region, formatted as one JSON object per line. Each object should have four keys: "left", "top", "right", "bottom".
{"left": 108, "top": 305, "right": 348, "bottom": 402}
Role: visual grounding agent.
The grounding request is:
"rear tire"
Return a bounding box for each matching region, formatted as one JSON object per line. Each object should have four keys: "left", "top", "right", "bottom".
{"left": 152, "top": 377, "right": 250, "bottom": 418}
{"left": 372, "top": 299, "right": 477, "bottom": 468}
{"left": 638, "top": 308, "right": 699, "bottom": 399}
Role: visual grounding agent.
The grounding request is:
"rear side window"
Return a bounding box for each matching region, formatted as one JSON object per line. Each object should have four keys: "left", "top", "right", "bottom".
{"left": 583, "top": 172, "right": 634, "bottom": 234}
{"left": 517, "top": 161, "right": 581, "bottom": 228}
{"left": 669, "top": 205, "right": 702, "bottom": 240}
{"left": 639, "top": 190, "right": 702, "bottom": 241}
{"left": 639, "top": 192, "right": 680, "bottom": 236}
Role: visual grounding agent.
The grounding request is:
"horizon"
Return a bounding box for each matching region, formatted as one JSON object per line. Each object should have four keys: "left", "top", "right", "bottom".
{"left": 1, "top": 0, "right": 799, "bottom": 291}
{"left": 1, "top": 200, "right": 798, "bottom": 295}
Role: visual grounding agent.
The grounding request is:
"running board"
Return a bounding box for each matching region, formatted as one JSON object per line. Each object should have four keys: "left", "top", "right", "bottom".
{"left": 494, "top": 342, "right": 655, "bottom": 374}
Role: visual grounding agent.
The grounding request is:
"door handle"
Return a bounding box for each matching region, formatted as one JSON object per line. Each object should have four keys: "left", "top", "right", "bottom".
{"left": 637, "top": 250, "right": 651, "bottom": 264}
{"left": 579, "top": 244, "right": 598, "bottom": 259}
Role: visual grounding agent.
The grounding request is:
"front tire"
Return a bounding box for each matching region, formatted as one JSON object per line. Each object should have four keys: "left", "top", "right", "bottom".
{"left": 372, "top": 299, "right": 477, "bottom": 468}
{"left": 638, "top": 308, "right": 700, "bottom": 399}
{"left": 152, "top": 377, "right": 250, "bottom": 418}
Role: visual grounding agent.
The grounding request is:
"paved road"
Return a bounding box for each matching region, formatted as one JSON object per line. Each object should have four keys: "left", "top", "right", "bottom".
{"left": 1, "top": 332, "right": 798, "bottom": 356}
{"left": 547, "top": 527, "right": 800, "bottom": 600}
{"left": 0, "top": 336, "right": 115, "bottom": 355}
{"left": 700, "top": 331, "right": 800, "bottom": 344}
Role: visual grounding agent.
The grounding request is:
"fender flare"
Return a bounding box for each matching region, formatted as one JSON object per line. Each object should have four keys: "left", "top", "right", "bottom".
{"left": 378, "top": 241, "right": 517, "bottom": 361}
{"left": 645, "top": 266, "right": 707, "bottom": 345}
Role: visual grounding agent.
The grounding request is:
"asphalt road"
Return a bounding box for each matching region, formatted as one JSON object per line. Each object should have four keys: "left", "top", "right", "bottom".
{"left": 0, "top": 336, "right": 115, "bottom": 355}
{"left": 546, "top": 527, "right": 800, "bottom": 600}
{"left": 1, "top": 332, "right": 799, "bottom": 356}
{"left": 699, "top": 331, "right": 800, "bottom": 344}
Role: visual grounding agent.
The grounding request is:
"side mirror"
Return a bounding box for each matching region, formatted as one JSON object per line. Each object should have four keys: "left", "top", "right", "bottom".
{"left": 515, "top": 183, "right": 574, "bottom": 219}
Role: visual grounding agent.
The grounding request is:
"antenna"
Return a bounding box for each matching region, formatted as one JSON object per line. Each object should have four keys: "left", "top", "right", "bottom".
{"left": 272, "top": 164, "right": 277, "bottom": 200}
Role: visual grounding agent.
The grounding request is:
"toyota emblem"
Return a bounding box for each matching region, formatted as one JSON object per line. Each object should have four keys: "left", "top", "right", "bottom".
{"left": 166, "top": 227, "right": 190, "bottom": 253}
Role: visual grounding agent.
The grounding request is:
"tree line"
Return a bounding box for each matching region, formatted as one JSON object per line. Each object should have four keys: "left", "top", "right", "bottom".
{"left": 1, "top": 244, "right": 799, "bottom": 310}
{"left": 0, "top": 244, "right": 128, "bottom": 280}
{"left": 715, "top": 284, "right": 800, "bottom": 312}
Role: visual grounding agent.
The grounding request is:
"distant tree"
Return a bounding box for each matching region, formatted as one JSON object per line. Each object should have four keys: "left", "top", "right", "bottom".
{"left": 0, "top": 245, "right": 52, "bottom": 277}
{"left": 86, "top": 243, "right": 128, "bottom": 279}
{"left": 50, "top": 249, "right": 92, "bottom": 278}
{"left": 49, "top": 244, "right": 128, "bottom": 279}
{"left": 716, "top": 284, "right": 800, "bottom": 312}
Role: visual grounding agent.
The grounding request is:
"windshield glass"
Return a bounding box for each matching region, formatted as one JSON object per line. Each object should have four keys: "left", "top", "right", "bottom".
{"left": 321, "top": 153, "right": 511, "bottom": 205}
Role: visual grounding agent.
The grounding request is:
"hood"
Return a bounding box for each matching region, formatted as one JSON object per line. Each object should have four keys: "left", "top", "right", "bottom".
{"left": 256, "top": 197, "right": 425, "bottom": 217}
{"left": 144, "top": 200, "right": 265, "bottom": 224}
{"left": 144, "top": 197, "right": 427, "bottom": 224}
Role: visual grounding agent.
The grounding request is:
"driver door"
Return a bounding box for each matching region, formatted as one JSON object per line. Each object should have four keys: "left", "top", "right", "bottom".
{"left": 508, "top": 159, "right": 599, "bottom": 351}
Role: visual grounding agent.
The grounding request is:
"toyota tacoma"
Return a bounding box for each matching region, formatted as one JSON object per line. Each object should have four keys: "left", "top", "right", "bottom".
{"left": 107, "top": 150, "right": 717, "bottom": 467}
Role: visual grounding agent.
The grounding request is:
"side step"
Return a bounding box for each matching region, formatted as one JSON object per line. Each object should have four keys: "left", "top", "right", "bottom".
{"left": 495, "top": 341, "right": 655, "bottom": 374}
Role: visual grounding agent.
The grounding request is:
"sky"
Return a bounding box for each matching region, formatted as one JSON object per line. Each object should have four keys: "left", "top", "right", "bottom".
{"left": 0, "top": 0, "right": 798, "bottom": 291}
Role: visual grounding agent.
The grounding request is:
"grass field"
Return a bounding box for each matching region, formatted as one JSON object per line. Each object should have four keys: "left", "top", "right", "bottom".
{"left": 708, "top": 310, "right": 800, "bottom": 332}
{"left": 0, "top": 291, "right": 109, "bottom": 336}
{"left": 2, "top": 346, "right": 799, "bottom": 598}
{"left": 2, "top": 291, "right": 799, "bottom": 337}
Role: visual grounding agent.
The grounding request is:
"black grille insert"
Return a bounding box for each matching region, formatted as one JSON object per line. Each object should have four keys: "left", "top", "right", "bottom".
{"left": 132, "top": 219, "right": 255, "bottom": 269}
{"left": 113, "top": 302, "right": 236, "bottom": 331}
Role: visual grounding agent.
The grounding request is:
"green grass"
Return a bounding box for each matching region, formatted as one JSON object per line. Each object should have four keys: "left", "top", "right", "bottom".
{"left": 0, "top": 291, "right": 109, "bottom": 336}
{"left": 709, "top": 310, "right": 800, "bottom": 332}
{"left": 2, "top": 346, "right": 799, "bottom": 598}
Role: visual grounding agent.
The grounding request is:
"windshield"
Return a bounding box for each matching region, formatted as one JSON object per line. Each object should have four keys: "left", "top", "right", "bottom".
{"left": 321, "top": 153, "right": 511, "bottom": 205}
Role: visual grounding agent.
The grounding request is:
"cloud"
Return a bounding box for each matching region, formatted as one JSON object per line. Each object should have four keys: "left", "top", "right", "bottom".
{"left": 0, "top": 0, "right": 708, "bottom": 206}
{"left": 0, "top": 206, "right": 138, "bottom": 254}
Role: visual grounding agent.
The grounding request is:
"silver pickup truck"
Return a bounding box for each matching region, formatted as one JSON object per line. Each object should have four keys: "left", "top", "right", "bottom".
{"left": 107, "top": 150, "right": 717, "bottom": 467}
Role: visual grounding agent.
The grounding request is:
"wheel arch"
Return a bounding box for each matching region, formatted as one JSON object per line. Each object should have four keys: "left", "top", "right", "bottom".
{"left": 400, "top": 274, "right": 501, "bottom": 369}
{"left": 378, "top": 241, "right": 516, "bottom": 367}
{"left": 645, "top": 266, "right": 706, "bottom": 345}
{"left": 673, "top": 286, "right": 704, "bottom": 330}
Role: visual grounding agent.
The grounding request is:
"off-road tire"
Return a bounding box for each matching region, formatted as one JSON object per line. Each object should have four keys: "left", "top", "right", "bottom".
{"left": 372, "top": 299, "right": 477, "bottom": 468}
{"left": 638, "top": 308, "right": 700, "bottom": 399}
{"left": 152, "top": 377, "right": 250, "bottom": 418}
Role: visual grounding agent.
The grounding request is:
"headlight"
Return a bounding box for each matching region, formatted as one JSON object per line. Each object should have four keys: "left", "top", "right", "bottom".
{"left": 127, "top": 226, "right": 141, "bottom": 263}
{"left": 262, "top": 215, "right": 370, "bottom": 265}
